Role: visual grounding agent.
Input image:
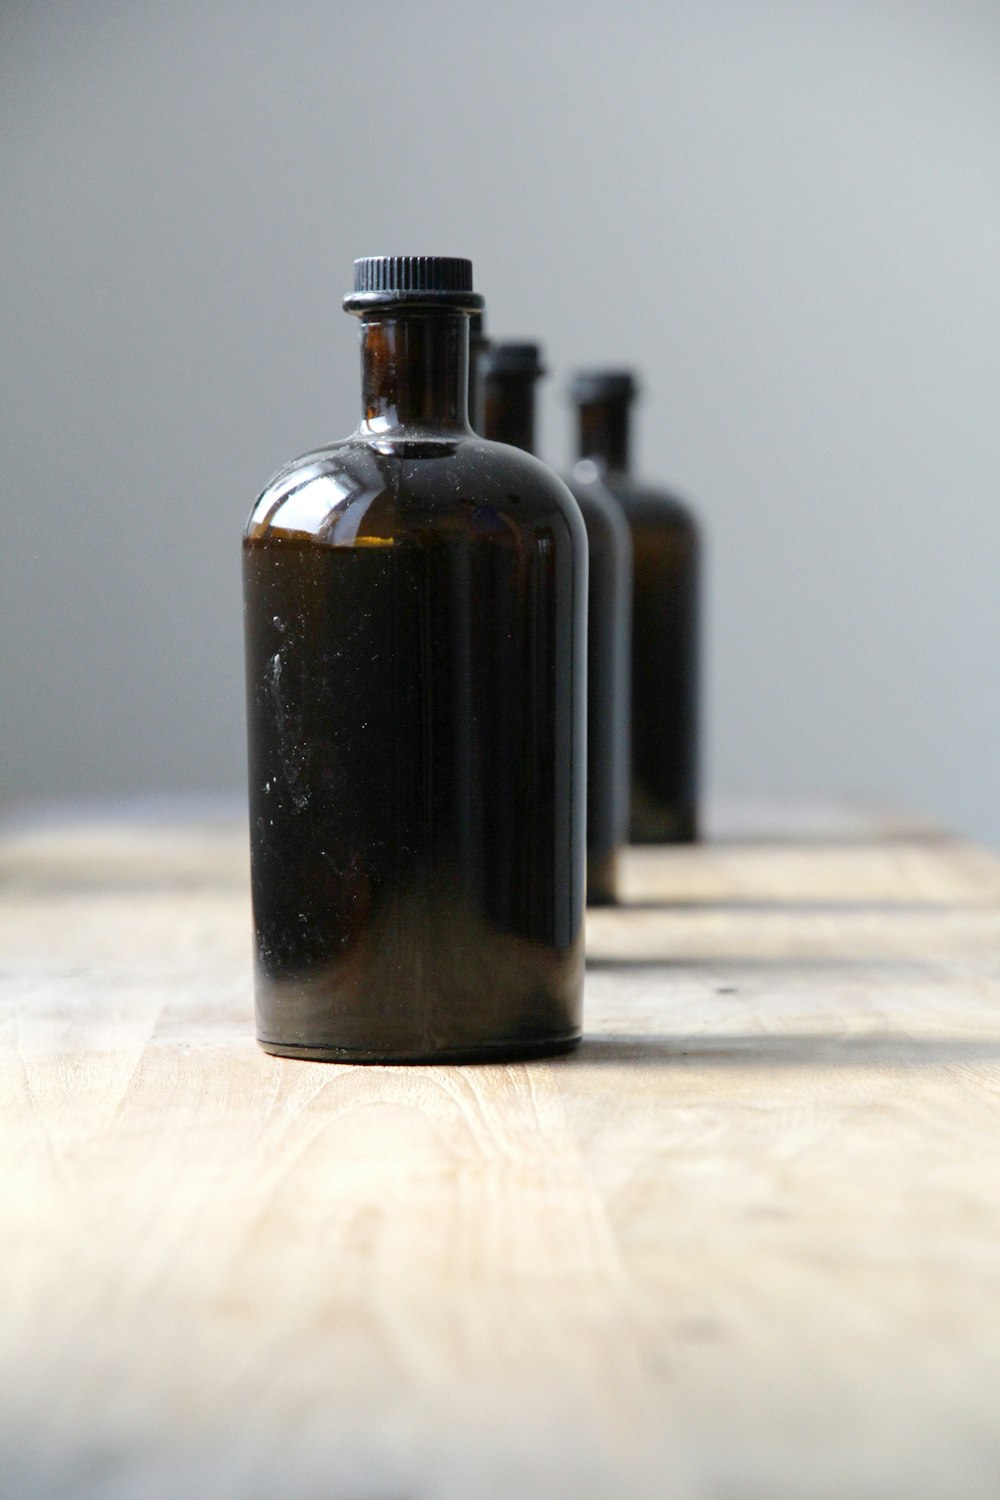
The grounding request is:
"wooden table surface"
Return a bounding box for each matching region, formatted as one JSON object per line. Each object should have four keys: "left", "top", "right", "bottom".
{"left": 3, "top": 798, "right": 1000, "bottom": 1499}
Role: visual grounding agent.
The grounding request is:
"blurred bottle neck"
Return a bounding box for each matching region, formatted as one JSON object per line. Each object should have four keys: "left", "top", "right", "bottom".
{"left": 468, "top": 319, "right": 489, "bottom": 433}
{"left": 359, "top": 312, "right": 470, "bottom": 435}
{"left": 576, "top": 398, "right": 631, "bottom": 473}
{"left": 482, "top": 371, "right": 539, "bottom": 454}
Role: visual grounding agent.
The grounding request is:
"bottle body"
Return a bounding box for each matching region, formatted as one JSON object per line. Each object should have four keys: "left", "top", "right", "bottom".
{"left": 561, "top": 468, "right": 632, "bottom": 901}
{"left": 480, "top": 349, "right": 631, "bottom": 903}
{"left": 607, "top": 478, "right": 699, "bottom": 843}
{"left": 243, "top": 436, "right": 587, "bottom": 1060}
{"left": 572, "top": 374, "right": 699, "bottom": 844}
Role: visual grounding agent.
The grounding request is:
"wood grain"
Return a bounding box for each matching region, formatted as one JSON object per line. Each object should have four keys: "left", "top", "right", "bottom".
{"left": 2, "top": 800, "right": 1000, "bottom": 1499}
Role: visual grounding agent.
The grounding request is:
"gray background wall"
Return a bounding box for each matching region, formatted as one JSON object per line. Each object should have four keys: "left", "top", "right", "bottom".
{"left": 3, "top": 0, "right": 999, "bottom": 839}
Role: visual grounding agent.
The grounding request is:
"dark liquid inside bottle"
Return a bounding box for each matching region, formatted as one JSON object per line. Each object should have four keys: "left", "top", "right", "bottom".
{"left": 243, "top": 276, "right": 586, "bottom": 1061}
{"left": 481, "top": 347, "right": 631, "bottom": 904}
{"left": 573, "top": 374, "right": 699, "bottom": 844}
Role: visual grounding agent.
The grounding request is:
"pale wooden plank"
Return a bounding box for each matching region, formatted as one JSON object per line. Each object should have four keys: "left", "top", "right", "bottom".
{"left": 620, "top": 837, "right": 1000, "bottom": 907}
{"left": 560, "top": 961, "right": 1000, "bottom": 1500}
{"left": 0, "top": 884, "right": 683, "bottom": 1499}
{"left": 2, "top": 803, "right": 1000, "bottom": 1499}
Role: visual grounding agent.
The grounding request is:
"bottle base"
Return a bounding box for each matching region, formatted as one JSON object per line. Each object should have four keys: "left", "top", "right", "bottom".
{"left": 257, "top": 1031, "right": 583, "bottom": 1065}
{"left": 586, "top": 850, "right": 620, "bottom": 906}
{"left": 629, "top": 807, "right": 698, "bottom": 844}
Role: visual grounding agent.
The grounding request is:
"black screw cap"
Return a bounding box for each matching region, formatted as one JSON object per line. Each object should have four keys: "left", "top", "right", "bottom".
{"left": 481, "top": 342, "right": 546, "bottom": 379}
{"left": 568, "top": 370, "right": 639, "bottom": 403}
{"left": 344, "top": 256, "right": 484, "bottom": 313}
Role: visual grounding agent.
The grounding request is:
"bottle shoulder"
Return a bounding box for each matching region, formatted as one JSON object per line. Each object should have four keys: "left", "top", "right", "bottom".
{"left": 564, "top": 467, "right": 632, "bottom": 552}
{"left": 244, "top": 433, "right": 585, "bottom": 547}
{"left": 604, "top": 472, "right": 699, "bottom": 535}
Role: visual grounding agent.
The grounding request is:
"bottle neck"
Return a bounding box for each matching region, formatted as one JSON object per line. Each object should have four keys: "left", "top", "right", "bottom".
{"left": 482, "top": 372, "right": 538, "bottom": 454}
{"left": 576, "top": 398, "right": 631, "bottom": 473}
{"left": 359, "top": 311, "right": 471, "bottom": 435}
{"left": 468, "top": 334, "right": 488, "bottom": 434}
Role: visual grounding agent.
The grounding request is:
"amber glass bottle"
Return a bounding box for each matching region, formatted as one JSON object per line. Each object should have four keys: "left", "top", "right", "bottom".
{"left": 243, "top": 257, "right": 587, "bottom": 1061}
{"left": 571, "top": 371, "right": 699, "bottom": 843}
{"left": 481, "top": 343, "right": 631, "bottom": 904}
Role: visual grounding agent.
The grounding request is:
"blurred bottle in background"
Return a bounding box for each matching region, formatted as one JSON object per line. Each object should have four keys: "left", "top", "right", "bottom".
{"left": 571, "top": 371, "right": 699, "bottom": 844}
{"left": 482, "top": 342, "right": 631, "bottom": 904}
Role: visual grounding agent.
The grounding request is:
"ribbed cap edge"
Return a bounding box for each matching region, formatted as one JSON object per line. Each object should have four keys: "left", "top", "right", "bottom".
{"left": 354, "top": 256, "right": 473, "bottom": 295}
